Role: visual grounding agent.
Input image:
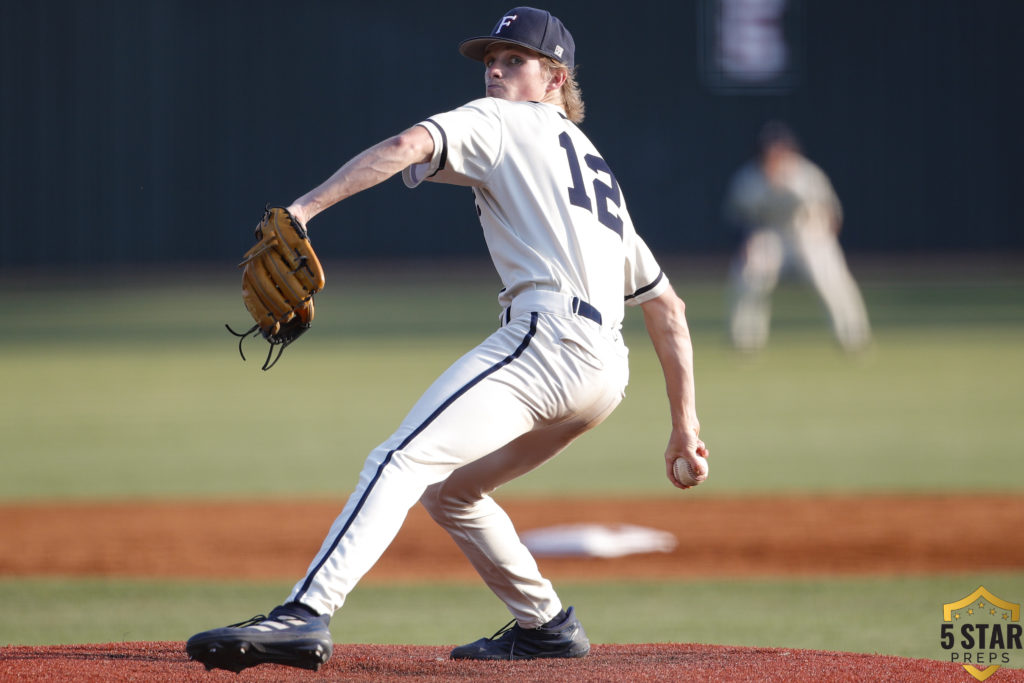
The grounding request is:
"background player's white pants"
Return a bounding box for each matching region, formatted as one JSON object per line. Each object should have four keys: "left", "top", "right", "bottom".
{"left": 288, "top": 309, "right": 628, "bottom": 627}
{"left": 729, "top": 225, "right": 871, "bottom": 351}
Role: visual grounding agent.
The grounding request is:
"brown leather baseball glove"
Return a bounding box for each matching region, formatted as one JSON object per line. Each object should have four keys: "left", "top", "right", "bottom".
{"left": 227, "top": 206, "right": 325, "bottom": 370}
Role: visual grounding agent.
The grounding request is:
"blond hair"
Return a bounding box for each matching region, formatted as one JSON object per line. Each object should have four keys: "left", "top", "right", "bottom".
{"left": 542, "top": 58, "right": 585, "bottom": 124}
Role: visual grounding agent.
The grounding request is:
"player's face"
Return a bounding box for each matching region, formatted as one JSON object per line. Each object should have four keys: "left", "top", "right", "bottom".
{"left": 482, "top": 45, "right": 551, "bottom": 102}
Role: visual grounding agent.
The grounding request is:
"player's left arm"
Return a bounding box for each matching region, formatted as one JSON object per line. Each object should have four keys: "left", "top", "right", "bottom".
{"left": 640, "top": 286, "right": 709, "bottom": 490}
{"left": 287, "top": 125, "right": 435, "bottom": 226}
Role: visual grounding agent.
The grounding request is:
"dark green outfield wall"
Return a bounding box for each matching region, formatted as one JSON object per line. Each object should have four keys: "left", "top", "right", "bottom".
{"left": 2, "top": 0, "right": 1021, "bottom": 265}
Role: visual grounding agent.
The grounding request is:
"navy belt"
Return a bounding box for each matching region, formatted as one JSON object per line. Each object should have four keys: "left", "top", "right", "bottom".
{"left": 502, "top": 296, "right": 603, "bottom": 326}
{"left": 571, "top": 296, "right": 603, "bottom": 325}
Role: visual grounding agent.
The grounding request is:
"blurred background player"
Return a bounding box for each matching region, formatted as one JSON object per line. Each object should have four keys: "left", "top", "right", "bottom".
{"left": 722, "top": 121, "right": 871, "bottom": 352}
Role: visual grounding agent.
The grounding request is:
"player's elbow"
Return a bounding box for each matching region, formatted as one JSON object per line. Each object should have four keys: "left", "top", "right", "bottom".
{"left": 669, "top": 298, "right": 690, "bottom": 337}
{"left": 642, "top": 289, "right": 689, "bottom": 332}
{"left": 657, "top": 288, "right": 687, "bottom": 317}
{"left": 673, "top": 294, "right": 687, "bottom": 318}
{"left": 392, "top": 126, "right": 435, "bottom": 165}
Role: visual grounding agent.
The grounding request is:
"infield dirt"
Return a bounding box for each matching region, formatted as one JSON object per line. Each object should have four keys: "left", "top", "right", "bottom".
{"left": 3, "top": 494, "right": 1023, "bottom": 580}
{"left": 2, "top": 494, "right": 1023, "bottom": 681}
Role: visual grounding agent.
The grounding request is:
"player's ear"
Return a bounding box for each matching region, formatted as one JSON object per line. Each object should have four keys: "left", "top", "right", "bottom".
{"left": 546, "top": 64, "right": 568, "bottom": 92}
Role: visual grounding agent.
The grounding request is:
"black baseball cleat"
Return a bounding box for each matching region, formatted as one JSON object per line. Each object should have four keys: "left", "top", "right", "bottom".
{"left": 450, "top": 606, "right": 590, "bottom": 660}
{"left": 185, "top": 602, "right": 333, "bottom": 673}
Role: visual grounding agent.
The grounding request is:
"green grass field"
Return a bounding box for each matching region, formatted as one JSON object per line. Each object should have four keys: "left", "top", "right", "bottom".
{"left": 1, "top": 256, "right": 1022, "bottom": 662}
{"left": 4, "top": 573, "right": 1024, "bottom": 664}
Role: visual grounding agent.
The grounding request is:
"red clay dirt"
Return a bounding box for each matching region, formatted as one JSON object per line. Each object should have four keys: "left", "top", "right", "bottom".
{"left": 3, "top": 495, "right": 1024, "bottom": 580}
{"left": 2, "top": 494, "right": 1023, "bottom": 681}
{"left": 2, "top": 641, "right": 1015, "bottom": 682}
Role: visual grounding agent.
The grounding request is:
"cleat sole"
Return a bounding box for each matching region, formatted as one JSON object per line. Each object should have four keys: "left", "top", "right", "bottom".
{"left": 186, "top": 637, "right": 332, "bottom": 673}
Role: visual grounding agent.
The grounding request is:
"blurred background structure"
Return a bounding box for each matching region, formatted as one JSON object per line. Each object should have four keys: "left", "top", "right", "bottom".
{"left": 1, "top": 0, "right": 1021, "bottom": 266}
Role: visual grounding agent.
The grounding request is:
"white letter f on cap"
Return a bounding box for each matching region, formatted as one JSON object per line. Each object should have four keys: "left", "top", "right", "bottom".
{"left": 497, "top": 14, "right": 518, "bottom": 32}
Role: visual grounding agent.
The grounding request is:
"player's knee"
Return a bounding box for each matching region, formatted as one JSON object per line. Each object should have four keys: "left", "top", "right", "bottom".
{"left": 420, "top": 481, "right": 484, "bottom": 522}
{"left": 419, "top": 483, "right": 444, "bottom": 517}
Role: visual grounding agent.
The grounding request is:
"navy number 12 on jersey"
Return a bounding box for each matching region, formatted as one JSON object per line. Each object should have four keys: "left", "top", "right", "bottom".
{"left": 558, "top": 132, "right": 624, "bottom": 237}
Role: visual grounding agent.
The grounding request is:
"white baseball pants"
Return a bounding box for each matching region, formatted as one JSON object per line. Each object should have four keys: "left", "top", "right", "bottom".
{"left": 288, "top": 293, "right": 629, "bottom": 627}
{"left": 729, "top": 222, "right": 871, "bottom": 351}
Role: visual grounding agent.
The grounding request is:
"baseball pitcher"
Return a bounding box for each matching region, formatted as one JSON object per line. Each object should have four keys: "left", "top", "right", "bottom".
{"left": 187, "top": 6, "right": 709, "bottom": 673}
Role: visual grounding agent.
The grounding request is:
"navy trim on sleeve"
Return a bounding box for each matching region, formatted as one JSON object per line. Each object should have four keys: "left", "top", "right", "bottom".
{"left": 625, "top": 271, "right": 665, "bottom": 301}
{"left": 424, "top": 118, "right": 448, "bottom": 177}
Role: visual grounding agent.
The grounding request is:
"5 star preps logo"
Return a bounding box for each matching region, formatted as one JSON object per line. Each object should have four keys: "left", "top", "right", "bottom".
{"left": 941, "top": 586, "right": 1022, "bottom": 680}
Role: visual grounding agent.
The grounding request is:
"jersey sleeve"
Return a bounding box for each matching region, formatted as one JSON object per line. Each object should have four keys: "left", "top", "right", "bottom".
{"left": 402, "top": 98, "right": 504, "bottom": 188}
{"left": 402, "top": 119, "right": 445, "bottom": 188}
{"left": 623, "top": 231, "right": 670, "bottom": 306}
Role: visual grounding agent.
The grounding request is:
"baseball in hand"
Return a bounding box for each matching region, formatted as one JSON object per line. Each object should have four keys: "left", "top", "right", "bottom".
{"left": 673, "top": 456, "right": 709, "bottom": 487}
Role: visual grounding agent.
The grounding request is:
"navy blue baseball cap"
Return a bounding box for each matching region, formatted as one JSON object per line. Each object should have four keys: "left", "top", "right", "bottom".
{"left": 459, "top": 7, "right": 575, "bottom": 69}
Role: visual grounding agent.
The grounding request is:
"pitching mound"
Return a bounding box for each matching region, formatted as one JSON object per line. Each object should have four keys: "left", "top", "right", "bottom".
{"left": 2, "top": 641, "right": 1012, "bottom": 682}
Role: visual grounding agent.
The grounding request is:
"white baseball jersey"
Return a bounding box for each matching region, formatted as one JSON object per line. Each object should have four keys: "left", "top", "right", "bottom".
{"left": 404, "top": 97, "right": 668, "bottom": 324}
{"left": 724, "top": 156, "right": 842, "bottom": 235}
{"left": 289, "top": 97, "right": 669, "bottom": 627}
